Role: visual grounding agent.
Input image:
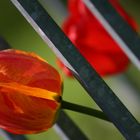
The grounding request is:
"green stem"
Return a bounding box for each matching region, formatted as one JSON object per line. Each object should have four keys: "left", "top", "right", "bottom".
{"left": 61, "top": 100, "right": 110, "bottom": 122}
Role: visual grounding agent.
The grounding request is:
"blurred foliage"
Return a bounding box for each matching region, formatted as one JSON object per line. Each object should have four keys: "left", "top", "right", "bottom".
{"left": 60, "top": 0, "right": 67, "bottom": 5}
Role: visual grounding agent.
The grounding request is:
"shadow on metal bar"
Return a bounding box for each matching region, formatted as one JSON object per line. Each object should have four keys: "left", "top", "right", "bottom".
{"left": 7, "top": 0, "right": 140, "bottom": 139}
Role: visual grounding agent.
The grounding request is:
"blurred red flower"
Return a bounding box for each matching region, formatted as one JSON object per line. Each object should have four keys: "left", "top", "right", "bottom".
{"left": 0, "top": 49, "right": 62, "bottom": 134}
{"left": 57, "top": 0, "right": 138, "bottom": 77}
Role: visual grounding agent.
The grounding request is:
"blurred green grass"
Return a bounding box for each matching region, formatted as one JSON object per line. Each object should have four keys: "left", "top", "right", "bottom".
{"left": 0, "top": 0, "right": 140, "bottom": 140}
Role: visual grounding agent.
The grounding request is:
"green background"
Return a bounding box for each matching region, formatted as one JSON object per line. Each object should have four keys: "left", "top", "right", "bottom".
{"left": 0, "top": 0, "right": 140, "bottom": 139}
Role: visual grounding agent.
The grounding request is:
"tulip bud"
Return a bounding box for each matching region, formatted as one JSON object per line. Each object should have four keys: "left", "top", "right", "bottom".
{"left": 0, "top": 49, "right": 62, "bottom": 134}
{"left": 57, "top": 0, "right": 138, "bottom": 77}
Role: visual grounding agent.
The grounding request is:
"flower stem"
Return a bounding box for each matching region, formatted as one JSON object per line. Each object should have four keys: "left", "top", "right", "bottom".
{"left": 61, "top": 100, "right": 110, "bottom": 122}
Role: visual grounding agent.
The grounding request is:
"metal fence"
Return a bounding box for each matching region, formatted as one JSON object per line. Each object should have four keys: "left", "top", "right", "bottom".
{"left": 0, "top": 0, "right": 140, "bottom": 139}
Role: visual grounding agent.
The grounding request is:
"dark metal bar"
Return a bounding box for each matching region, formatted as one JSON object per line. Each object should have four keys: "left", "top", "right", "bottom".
{"left": 57, "top": 111, "right": 88, "bottom": 140}
{"left": 0, "top": 37, "right": 11, "bottom": 50}
{"left": 10, "top": 0, "right": 140, "bottom": 139}
{"left": 0, "top": 130, "right": 27, "bottom": 140}
{"left": 83, "top": 0, "right": 140, "bottom": 70}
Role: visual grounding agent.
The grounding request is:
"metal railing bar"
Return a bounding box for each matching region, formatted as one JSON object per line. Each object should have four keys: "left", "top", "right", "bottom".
{"left": 56, "top": 111, "right": 88, "bottom": 140}
{"left": 0, "top": 130, "right": 27, "bottom": 140}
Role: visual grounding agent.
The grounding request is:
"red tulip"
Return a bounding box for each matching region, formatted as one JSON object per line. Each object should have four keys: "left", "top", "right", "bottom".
{"left": 57, "top": 0, "right": 138, "bottom": 77}
{"left": 0, "top": 49, "right": 62, "bottom": 134}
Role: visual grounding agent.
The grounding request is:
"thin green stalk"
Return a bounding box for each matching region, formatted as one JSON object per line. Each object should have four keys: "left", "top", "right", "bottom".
{"left": 61, "top": 100, "right": 110, "bottom": 122}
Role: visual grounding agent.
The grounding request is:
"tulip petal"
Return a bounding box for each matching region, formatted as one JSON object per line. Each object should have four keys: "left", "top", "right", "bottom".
{"left": 0, "top": 82, "right": 60, "bottom": 101}
{"left": 0, "top": 49, "right": 62, "bottom": 134}
{"left": 58, "top": 0, "right": 138, "bottom": 77}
